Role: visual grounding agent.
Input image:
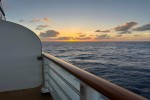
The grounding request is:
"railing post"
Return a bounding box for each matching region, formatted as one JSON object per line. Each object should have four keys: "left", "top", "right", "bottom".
{"left": 80, "top": 82, "right": 107, "bottom": 100}
{"left": 0, "top": 13, "right": 2, "bottom": 20}
{"left": 41, "top": 58, "right": 50, "bottom": 93}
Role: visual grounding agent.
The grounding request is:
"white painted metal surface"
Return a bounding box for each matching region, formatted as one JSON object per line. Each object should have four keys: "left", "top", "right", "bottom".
{"left": 80, "top": 82, "right": 109, "bottom": 100}
{"left": 0, "top": 21, "right": 42, "bottom": 92}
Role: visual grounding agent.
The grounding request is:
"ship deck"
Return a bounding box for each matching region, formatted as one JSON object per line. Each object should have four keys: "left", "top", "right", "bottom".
{"left": 0, "top": 86, "right": 53, "bottom": 100}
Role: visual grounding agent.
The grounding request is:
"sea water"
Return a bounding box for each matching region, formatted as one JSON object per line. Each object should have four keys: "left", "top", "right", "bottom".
{"left": 42, "top": 42, "right": 150, "bottom": 99}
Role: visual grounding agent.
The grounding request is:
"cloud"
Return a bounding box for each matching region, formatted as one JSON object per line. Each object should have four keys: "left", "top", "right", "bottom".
{"left": 119, "top": 31, "right": 132, "bottom": 34}
{"left": 30, "top": 17, "right": 50, "bottom": 23}
{"left": 56, "top": 36, "right": 92, "bottom": 40}
{"left": 114, "top": 22, "right": 138, "bottom": 34}
{"left": 134, "top": 34, "right": 141, "bottom": 36}
{"left": 39, "top": 30, "right": 60, "bottom": 37}
{"left": 53, "top": 37, "right": 91, "bottom": 41}
{"left": 95, "top": 30, "right": 110, "bottom": 33}
{"left": 57, "top": 37, "right": 73, "bottom": 40}
{"left": 95, "top": 34, "right": 113, "bottom": 39}
{"left": 75, "top": 37, "right": 92, "bottom": 40}
{"left": 133, "top": 23, "right": 150, "bottom": 31}
{"left": 116, "top": 34, "right": 122, "bottom": 37}
{"left": 30, "top": 18, "right": 41, "bottom": 23}
{"left": 78, "top": 33, "right": 86, "bottom": 37}
{"left": 19, "top": 20, "right": 24, "bottom": 22}
{"left": 43, "top": 17, "right": 50, "bottom": 22}
{"left": 94, "top": 22, "right": 138, "bottom": 34}
{"left": 36, "top": 25, "right": 49, "bottom": 30}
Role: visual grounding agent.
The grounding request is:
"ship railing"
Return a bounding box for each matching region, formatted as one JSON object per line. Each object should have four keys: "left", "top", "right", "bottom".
{"left": 42, "top": 52, "right": 146, "bottom": 100}
{"left": 0, "top": 0, "right": 6, "bottom": 20}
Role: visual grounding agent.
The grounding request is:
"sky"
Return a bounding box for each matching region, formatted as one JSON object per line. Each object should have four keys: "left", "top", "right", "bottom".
{"left": 2, "top": 0, "right": 150, "bottom": 42}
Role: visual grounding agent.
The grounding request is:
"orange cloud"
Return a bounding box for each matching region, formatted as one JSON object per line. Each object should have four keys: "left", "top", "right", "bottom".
{"left": 30, "top": 17, "right": 50, "bottom": 23}
{"left": 43, "top": 17, "right": 50, "bottom": 22}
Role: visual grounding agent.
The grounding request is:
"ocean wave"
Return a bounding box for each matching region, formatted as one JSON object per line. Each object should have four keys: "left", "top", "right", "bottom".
{"left": 42, "top": 42, "right": 150, "bottom": 99}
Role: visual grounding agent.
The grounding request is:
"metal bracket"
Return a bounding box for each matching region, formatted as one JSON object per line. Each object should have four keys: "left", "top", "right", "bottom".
{"left": 37, "top": 56, "right": 43, "bottom": 60}
{"left": 41, "top": 87, "right": 49, "bottom": 93}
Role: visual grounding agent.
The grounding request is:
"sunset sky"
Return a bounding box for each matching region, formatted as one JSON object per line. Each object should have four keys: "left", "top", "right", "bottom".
{"left": 3, "top": 0, "right": 150, "bottom": 41}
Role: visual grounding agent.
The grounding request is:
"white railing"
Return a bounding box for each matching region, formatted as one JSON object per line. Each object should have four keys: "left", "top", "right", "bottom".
{"left": 42, "top": 52, "right": 146, "bottom": 100}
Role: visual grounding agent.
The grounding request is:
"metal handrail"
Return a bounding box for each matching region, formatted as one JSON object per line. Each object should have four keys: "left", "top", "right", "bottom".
{"left": 42, "top": 52, "right": 146, "bottom": 100}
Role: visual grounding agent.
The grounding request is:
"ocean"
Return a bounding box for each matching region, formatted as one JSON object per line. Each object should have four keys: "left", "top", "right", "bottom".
{"left": 42, "top": 42, "right": 150, "bottom": 99}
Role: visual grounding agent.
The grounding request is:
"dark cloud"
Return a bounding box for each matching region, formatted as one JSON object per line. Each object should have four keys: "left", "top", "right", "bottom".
{"left": 43, "top": 17, "right": 50, "bottom": 22}
{"left": 114, "top": 22, "right": 138, "bottom": 34}
{"left": 133, "top": 23, "right": 150, "bottom": 31}
{"left": 79, "top": 34, "right": 86, "bottom": 37}
{"left": 36, "top": 25, "right": 49, "bottom": 30}
{"left": 116, "top": 34, "right": 122, "bottom": 37}
{"left": 95, "top": 30, "right": 110, "bottom": 33}
{"left": 119, "top": 31, "right": 131, "bottom": 34}
{"left": 75, "top": 37, "right": 92, "bottom": 40}
{"left": 95, "top": 22, "right": 138, "bottom": 34}
{"left": 19, "top": 20, "right": 24, "bottom": 22}
{"left": 134, "top": 34, "right": 141, "bottom": 36}
{"left": 78, "top": 33, "right": 86, "bottom": 37}
{"left": 57, "top": 37, "right": 73, "bottom": 40}
{"left": 95, "top": 34, "right": 113, "bottom": 39}
{"left": 44, "top": 37, "right": 72, "bottom": 41}
{"left": 55, "top": 36, "right": 91, "bottom": 40}
{"left": 39, "top": 30, "right": 59, "bottom": 37}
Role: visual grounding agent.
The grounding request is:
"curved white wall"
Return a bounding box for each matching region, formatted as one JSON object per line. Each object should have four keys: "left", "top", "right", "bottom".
{"left": 0, "top": 21, "right": 42, "bottom": 92}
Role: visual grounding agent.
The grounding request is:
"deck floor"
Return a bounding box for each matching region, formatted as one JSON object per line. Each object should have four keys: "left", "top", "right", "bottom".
{"left": 0, "top": 86, "right": 53, "bottom": 100}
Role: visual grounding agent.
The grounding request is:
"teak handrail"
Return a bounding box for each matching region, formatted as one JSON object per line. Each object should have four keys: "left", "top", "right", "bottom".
{"left": 42, "top": 52, "right": 146, "bottom": 100}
